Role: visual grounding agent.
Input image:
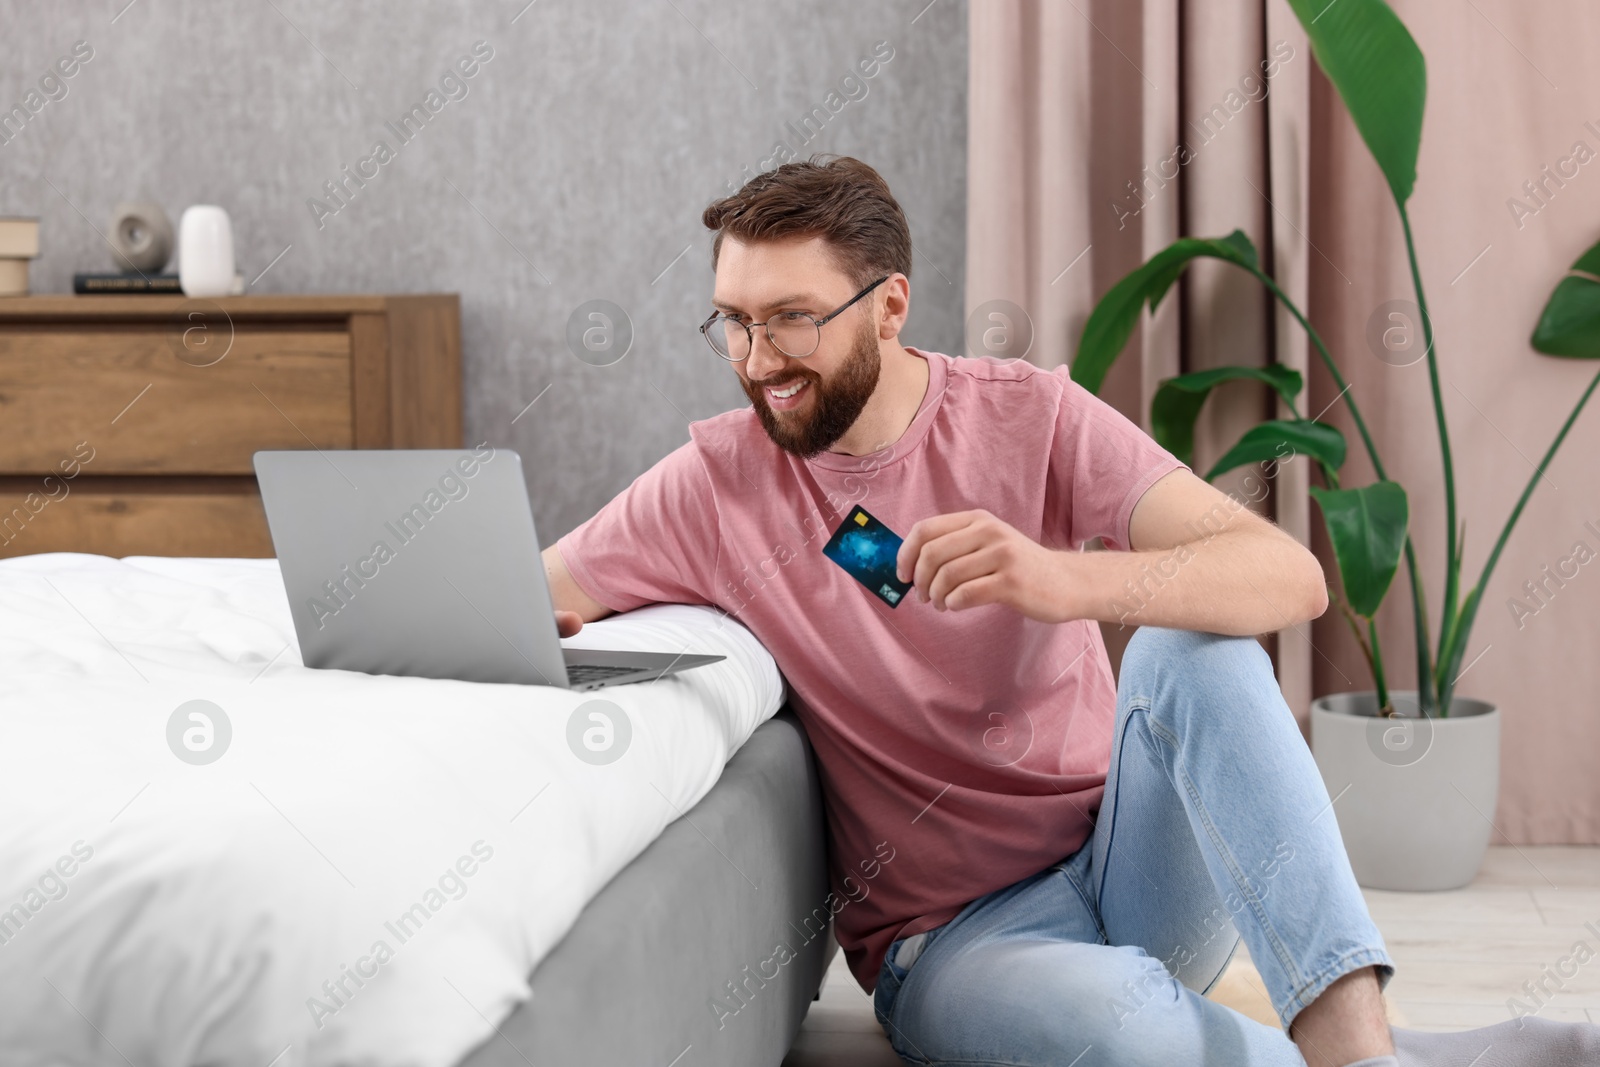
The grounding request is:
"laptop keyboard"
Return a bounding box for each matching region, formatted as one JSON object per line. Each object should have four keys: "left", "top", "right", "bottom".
{"left": 565, "top": 663, "right": 642, "bottom": 686}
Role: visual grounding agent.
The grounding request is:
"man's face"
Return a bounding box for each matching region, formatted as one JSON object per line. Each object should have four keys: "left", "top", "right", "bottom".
{"left": 711, "top": 236, "right": 883, "bottom": 458}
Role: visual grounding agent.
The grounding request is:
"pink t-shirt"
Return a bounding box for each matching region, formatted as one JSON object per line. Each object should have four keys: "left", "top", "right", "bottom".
{"left": 556, "top": 347, "right": 1186, "bottom": 992}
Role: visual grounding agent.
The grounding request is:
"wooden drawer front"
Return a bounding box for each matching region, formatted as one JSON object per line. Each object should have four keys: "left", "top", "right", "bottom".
{"left": 0, "top": 477, "right": 273, "bottom": 559}
{"left": 0, "top": 327, "right": 354, "bottom": 475}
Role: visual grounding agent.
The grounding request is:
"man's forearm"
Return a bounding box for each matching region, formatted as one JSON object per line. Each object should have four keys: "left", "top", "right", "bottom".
{"left": 543, "top": 543, "right": 616, "bottom": 624}
{"left": 1061, "top": 528, "right": 1328, "bottom": 636}
{"left": 894, "top": 487, "right": 1328, "bottom": 632}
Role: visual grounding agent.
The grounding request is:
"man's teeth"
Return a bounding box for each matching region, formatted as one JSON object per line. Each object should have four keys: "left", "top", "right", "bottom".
{"left": 769, "top": 380, "right": 807, "bottom": 399}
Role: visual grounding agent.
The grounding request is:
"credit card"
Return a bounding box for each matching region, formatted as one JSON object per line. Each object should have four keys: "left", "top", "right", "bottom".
{"left": 822, "top": 505, "right": 914, "bottom": 608}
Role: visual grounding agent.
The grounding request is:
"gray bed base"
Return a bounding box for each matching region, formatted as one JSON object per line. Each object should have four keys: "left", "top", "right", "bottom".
{"left": 458, "top": 708, "right": 838, "bottom": 1067}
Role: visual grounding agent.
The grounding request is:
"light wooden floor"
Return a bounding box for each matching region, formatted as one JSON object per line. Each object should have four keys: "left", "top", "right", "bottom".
{"left": 782, "top": 846, "right": 1600, "bottom": 1066}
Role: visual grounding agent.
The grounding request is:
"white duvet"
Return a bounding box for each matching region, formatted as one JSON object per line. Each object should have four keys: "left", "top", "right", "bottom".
{"left": 0, "top": 553, "right": 784, "bottom": 1067}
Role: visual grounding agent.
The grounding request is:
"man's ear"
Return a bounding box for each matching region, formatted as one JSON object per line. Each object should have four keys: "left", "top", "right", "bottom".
{"left": 880, "top": 273, "right": 911, "bottom": 338}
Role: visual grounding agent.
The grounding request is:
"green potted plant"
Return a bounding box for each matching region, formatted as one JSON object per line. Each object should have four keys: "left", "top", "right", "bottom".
{"left": 1070, "top": 0, "right": 1600, "bottom": 889}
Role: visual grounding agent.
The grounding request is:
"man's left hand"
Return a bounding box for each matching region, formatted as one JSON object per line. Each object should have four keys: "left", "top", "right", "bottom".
{"left": 895, "top": 509, "right": 1079, "bottom": 622}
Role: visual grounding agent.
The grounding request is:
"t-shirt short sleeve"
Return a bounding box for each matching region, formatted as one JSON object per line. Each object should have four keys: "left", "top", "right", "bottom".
{"left": 1042, "top": 371, "right": 1189, "bottom": 552}
{"left": 554, "top": 439, "right": 721, "bottom": 613}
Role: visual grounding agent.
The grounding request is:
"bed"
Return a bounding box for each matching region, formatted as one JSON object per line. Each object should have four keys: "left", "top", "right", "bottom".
{"left": 0, "top": 553, "right": 832, "bottom": 1066}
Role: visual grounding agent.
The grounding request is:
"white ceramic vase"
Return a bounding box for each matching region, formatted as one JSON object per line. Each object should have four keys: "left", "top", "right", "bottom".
{"left": 178, "top": 205, "right": 236, "bottom": 298}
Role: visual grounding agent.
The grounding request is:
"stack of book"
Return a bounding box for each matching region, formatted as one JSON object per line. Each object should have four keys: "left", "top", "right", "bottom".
{"left": 0, "top": 217, "right": 40, "bottom": 296}
{"left": 73, "top": 272, "right": 182, "bottom": 293}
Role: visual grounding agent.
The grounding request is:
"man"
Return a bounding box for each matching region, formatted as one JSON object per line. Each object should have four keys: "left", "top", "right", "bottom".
{"left": 542, "top": 156, "right": 1596, "bottom": 1067}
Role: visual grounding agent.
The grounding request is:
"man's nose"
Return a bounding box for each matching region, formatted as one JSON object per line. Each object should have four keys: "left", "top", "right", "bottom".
{"left": 744, "top": 329, "right": 790, "bottom": 380}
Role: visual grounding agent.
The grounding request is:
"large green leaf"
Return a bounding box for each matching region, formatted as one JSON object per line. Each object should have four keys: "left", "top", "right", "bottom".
{"left": 1531, "top": 238, "right": 1600, "bottom": 358}
{"left": 1284, "top": 0, "right": 1425, "bottom": 205}
{"left": 1072, "top": 231, "right": 1259, "bottom": 395}
{"left": 1205, "top": 419, "right": 1347, "bottom": 482}
{"left": 1149, "top": 365, "right": 1303, "bottom": 466}
{"left": 1310, "top": 481, "right": 1409, "bottom": 618}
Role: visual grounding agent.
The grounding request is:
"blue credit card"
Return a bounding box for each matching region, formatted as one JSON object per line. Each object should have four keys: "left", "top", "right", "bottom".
{"left": 822, "top": 505, "right": 914, "bottom": 607}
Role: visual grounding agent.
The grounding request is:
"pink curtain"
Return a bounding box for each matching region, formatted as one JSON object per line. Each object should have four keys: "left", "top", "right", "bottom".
{"left": 967, "top": 0, "right": 1313, "bottom": 706}
{"left": 968, "top": 0, "right": 1600, "bottom": 843}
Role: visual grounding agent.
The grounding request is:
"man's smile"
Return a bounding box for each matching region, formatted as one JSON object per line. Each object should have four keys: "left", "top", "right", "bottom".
{"left": 764, "top": 378, "right": 811, "bottom": 409}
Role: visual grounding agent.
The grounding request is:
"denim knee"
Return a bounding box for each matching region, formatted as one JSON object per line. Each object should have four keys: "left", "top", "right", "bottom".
{"left": 1116, "top": 627, "right": 1283, "bottom": 749}
{"left": 1120, "top": 627, "right": 1272, "bottom": 696}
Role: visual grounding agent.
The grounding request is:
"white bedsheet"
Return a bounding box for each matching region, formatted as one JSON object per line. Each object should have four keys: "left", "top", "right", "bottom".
{"left": 0, "top": 553, "right": 784, "bottom": 1067}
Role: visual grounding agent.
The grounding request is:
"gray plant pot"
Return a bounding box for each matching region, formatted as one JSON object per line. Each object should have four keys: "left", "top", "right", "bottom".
{"left": 1309, "top": 690, "right": 1500, "bottom": 891}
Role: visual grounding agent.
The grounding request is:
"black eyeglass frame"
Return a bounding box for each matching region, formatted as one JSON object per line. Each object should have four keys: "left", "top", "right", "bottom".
{"left": 699, "top": 274, "right": 891, "bottom": 362}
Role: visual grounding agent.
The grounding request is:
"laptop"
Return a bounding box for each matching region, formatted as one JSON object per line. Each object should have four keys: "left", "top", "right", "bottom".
{"left": 252, "top": 447, "right": 725, "bottom": 690}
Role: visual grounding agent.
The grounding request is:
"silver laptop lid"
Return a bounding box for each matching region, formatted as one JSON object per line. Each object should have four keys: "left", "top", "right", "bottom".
{"left": 253, "top": 446, "right": 570, "bottom": 687}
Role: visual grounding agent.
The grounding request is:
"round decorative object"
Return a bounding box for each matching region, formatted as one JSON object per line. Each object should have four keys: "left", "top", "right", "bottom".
{"left": 178, "top": 205, "right": 236, "bottom": 298}
{"left": 108, "top": 200, "right": 174, "bottom": 273}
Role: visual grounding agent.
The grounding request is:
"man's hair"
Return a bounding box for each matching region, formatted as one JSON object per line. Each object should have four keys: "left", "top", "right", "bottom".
{"left": 702, "top": 155, "right": 913, "bottom": 289}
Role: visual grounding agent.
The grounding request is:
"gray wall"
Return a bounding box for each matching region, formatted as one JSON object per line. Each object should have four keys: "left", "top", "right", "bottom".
{"left": 0, "top": 0, "right": 967, "bottom": 541}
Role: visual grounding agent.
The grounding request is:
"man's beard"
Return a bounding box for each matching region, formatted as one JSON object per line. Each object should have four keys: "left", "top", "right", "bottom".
{"left": 741, "top": 320, "right": 881, "bottom": 458}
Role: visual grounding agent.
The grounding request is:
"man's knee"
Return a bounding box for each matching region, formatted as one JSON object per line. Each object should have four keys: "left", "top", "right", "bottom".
{"left": 1120, "top": 626, "right": 1272, "bottom": 694}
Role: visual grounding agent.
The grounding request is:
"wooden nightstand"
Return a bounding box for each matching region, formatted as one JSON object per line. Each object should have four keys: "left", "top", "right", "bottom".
{"left": 0, "top": 294, "right": 462, "bottom": 558}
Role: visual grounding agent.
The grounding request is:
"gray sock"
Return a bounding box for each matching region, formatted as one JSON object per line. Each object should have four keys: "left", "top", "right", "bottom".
{"left": 1394, "top": 1016, "right": 1600, "bottom": 1067}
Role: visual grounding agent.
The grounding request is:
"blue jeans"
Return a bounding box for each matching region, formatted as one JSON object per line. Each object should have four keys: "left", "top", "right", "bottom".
{"left": 872, "top": 627, "right": 1395, "bottom": 1066}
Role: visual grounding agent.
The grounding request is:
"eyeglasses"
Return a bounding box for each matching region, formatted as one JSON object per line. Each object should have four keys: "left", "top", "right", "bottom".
{"left": 699, "top": 275, "right": 889, "bottom": 361}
